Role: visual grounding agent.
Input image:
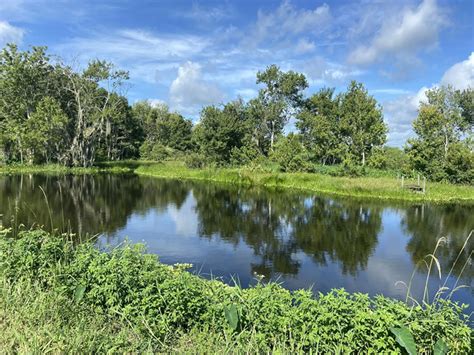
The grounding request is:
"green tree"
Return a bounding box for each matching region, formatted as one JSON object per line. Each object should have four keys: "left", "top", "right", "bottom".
{"left": 406, "top": 86, "right": 473, "bottom": 183}
{"left": 193, "top": 100, "right": 251, "bottom": 165}
{"left": 339, "top": 81, "right": 387, "bottom": 166}
{"left": 0, "top": 44, "right": 56, "bottom": 163}
{"left": 251, "top": 65, "right": 308, "bottom": 152}
{"left": 297, "top": 88, "right": 343, "bottom": 165}
{"left": 24, "top": 97, "right": 68, "bottom": 164}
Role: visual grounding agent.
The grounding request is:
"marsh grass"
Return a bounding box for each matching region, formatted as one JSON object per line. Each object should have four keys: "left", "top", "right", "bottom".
{"left": 397, "top": 230, "right": 473, "bottom": 312}
{"left": 135, "top": 161, "right": 474, "bottom": 204}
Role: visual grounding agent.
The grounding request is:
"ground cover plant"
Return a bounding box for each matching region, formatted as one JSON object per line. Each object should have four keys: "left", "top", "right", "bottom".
{"left": 0, "top": 228, "right": 471, "bottom": 353}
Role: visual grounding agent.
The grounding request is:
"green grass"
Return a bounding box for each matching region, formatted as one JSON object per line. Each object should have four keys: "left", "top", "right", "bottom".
{"left": 0, "top": 163, "right": 135, "bottom": 175}
{"left": 135, "top": 161, "right": 474, "bottom": 204}
{"left": 0, "top": 228, "right": 471, "bottom": 353}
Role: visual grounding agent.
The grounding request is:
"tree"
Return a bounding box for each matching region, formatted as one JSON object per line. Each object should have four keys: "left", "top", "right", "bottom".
{"left": 252, "top": 65, "right": 308, "bottom": 152}
{"left": 133, "top": 101, "right": 192, "bottom": 160}
{"left": 0, "top": 44, "right": 56, "bottom": 163}
{"left": 60, "top": 60, "right": 129, "bottom": 167}
{"left": 406, "top": 86, "right": 473, "bottom": 183}
{"left": 193, "top": 100, "right": 250, "bottom": 165}
{"left": 339, "top": 81, "right": 387, "bottom": 166}
{"left": 297, "top": 88, "right": 343, "bottom": 165}
{"left": 25, "top": 97, "right": 68, "bottom": 164}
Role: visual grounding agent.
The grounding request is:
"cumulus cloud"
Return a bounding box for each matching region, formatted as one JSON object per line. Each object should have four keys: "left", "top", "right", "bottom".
{"left": 348, "top": 0, "right": 446, "bottom": 66}
{"left": 169, "top": 61, "right": 225, "bottom": 116}
{"left": 441, "top": 52, "right": 474, "bottom": 90}
{"left": 0, "top": 21, "right": 24, "bottom": 46}
{"left": 384, "top": 52, "right": 474, "bottom": 146}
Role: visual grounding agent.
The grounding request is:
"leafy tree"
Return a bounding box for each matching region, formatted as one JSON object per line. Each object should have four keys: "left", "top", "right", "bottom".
{"left": 251, "top": 65, "right": 308, "bottom": 152}
{"left": 339, "top": 81, "right": 387, "bottom": 166}
{"left": 24, "top": 97, "right": 68, "bottom": 164}
{"left": 0, "top": 44, "right": 56, "bottom": 163}
{"left": 134, "top": 101, "right": 192, "bottom": 160}
{"left": 193, "top": 100, "right": 251, "bottom": 165}
{"left": 297, "top": 88, "right": 344, "bottom": 165}
{"left": 406, "top": 86, "right": 473, "bottom": 183}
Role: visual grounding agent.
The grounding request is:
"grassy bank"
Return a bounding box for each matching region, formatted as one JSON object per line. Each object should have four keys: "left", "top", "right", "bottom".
{"left": 0, "top": 229, "right": 471, "bottom": 353}
{"left": 0, "top": 163, "right": 135, "bottom": 175}
{"left": 1, "top": 161, "right": 473, "bottom": 203}
{"left": 135, "top": 162, "right": 474, "bottom": 204}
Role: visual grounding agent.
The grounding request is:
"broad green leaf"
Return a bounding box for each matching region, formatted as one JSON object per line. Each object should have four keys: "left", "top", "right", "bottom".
{"left": 224, "top": 304, "right": 239, "bottom": 330}
{"left": 433, "top": 338, "right": 449, "bottom": 355}
{"left": 390, "top": 326, "right": 417, "bottom": 355}
{"left": 74, "top": 285, "right": 86, "bottom": 303}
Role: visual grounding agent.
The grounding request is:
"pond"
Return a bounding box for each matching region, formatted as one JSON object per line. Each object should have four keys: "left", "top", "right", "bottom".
{"left": 0, "top": 173, "right": 472, "bottom": 309}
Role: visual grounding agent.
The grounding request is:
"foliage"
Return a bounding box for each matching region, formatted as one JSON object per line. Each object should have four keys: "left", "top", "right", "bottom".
{"left": 339, "top": 81, "right": 388, "bottom": 166}
{"left": 0, "top": 229, "right": 470, "bottom": 353}
{"left": 193, "top": 100, "right": 252, "bottom": 165}
{"left": 270, "top": 133, "right": 312, "bottom": 172}
{"left": 250, "top": 64, "right": 308, "bottom": 152}
{"left": 0, "top": 44, "right": 142, "bottom": 167}
{"left": 134, "top": 101, "right": 192, "bottom": 159}
{"left": 406, "top": 86, "right": 473, "bottom": 184}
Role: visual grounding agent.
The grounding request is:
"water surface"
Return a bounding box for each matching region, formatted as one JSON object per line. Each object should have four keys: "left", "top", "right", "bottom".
{"left": 0, "top": 174, "right": 472, "bottom": 308}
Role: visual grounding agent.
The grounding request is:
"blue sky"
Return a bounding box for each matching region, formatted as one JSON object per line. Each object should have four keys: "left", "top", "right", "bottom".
{"left": 1, "top": 0, "right": 473, "bottom": 146}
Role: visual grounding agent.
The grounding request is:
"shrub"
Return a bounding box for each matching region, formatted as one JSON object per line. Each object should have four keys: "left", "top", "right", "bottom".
{"left": 184, "top": 152, "right": 208, "bottom": 169}
{"left": 0, "top": 229, "right": 471, "bottom": 353}
{"left": 271, "top": 134, "right": 313, "bottom": 172}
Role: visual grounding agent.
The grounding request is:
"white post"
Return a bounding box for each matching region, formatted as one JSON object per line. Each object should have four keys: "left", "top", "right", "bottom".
{"left": 423, "top": 177, "right": 426, "bottom": 193}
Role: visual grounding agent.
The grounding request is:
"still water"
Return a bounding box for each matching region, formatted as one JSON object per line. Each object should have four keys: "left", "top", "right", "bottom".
{"left": 0, "top": 174, "right": 472, "bottom": 308}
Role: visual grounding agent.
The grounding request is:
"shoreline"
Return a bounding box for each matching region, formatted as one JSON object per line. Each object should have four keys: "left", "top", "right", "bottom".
{"left": 1, "top": 161, "right": 473, "bottom": 204}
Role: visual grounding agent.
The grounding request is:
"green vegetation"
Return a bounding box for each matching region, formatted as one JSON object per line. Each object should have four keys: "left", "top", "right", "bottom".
{"left": 1, "top": 44, "right": 472, "bottom": 183}
{"left": 0, "top": 229, "right": 470, "bottom": 353}
{"left": 135, "top": 162, "right": 474, "bottom": 204}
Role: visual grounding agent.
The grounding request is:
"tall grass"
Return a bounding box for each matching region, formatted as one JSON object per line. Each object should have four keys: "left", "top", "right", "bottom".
{"left": 135, "top": 162, "right": 474, "bottom": 204}
{"left": 397, "top": 230, "right": 473, "bottom": 311}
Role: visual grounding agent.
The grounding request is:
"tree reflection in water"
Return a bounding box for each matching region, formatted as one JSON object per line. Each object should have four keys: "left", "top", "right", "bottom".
{"left": 0, "top": 174, "right": 471, "bottom": 285}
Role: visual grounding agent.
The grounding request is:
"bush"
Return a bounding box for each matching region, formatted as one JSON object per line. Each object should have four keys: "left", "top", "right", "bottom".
{"left": 0, "top": 229, "right": 471, "bottom": 353}
{"left": 271, "top": 134, "right": 313, "bottom": 172}
{"left": 184, "top": 152, "right": 208, "bottom": 169}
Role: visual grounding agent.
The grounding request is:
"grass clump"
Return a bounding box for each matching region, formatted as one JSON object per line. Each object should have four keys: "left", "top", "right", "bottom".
{"left": 0, "top": 228, "right": 471, "bottom": 353}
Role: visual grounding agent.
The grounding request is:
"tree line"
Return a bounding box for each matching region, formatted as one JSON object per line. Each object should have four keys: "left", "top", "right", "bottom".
{"left": 0, "top": 44, "right": 472, "bottom": 183}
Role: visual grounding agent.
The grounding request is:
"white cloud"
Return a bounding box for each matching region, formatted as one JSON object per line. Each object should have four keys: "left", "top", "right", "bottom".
{"left": 182, "top": 2, "right": 233, "bottom": 23}
{"left": 303, "top": 56, "right": 363, "bottom": 85}
{"left": 441, "top": 52, "right": 474, "bottom": 90}
{"left": 247, "top": 1, "right": 331, "bottom": 47}
{"left": 147, "top": 99, "right": 168, "bottom": 108}
{"left": 0, "top": 21, "right": 24, "bottom": 46}
{"left": 348, "top": 0, "right": 446, "bottom": 66}
{"left": 169, "top": 61, "right": 224, "bottom": 116}
{"left": 295, "top": 38, "right": 316, "bottom": 54}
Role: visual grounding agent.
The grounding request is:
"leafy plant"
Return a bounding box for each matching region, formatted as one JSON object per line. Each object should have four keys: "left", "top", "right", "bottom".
{"left": 390, "top": 326, "right": 449, "bottom": 355}
{"left": 224, "top": 304, "right": 239, "bottom": 330}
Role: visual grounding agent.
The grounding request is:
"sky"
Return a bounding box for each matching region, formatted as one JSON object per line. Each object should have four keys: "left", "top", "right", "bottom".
{"left": 0, "top": 0, "right": 473, "bottom": 146}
